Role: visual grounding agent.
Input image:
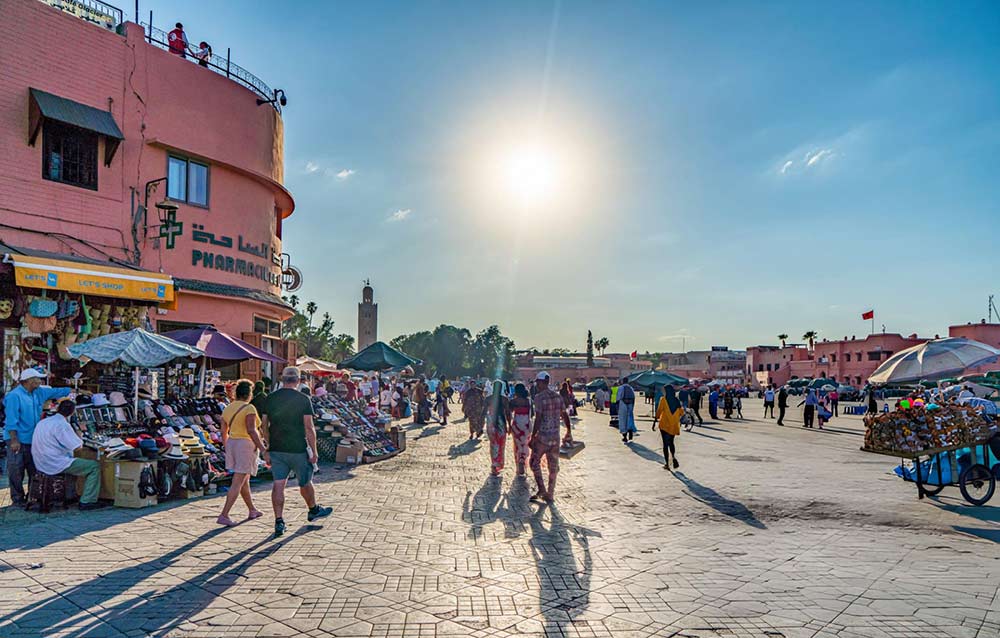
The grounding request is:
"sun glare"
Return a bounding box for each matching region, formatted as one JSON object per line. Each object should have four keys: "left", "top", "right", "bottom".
{"left": 500, "top": 143, "right": 562, "bottom": 208}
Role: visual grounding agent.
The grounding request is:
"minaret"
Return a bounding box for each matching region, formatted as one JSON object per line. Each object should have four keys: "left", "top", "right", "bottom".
{"left": 358, "top": 279, "right": 377, "bottom": 351}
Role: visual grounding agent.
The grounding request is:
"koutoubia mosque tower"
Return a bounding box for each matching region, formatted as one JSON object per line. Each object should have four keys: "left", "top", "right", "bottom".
{"left": 357, "top": 280, "right": 378, "bottom": 350}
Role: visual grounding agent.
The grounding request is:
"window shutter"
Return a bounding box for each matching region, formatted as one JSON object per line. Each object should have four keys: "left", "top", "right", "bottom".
{"left": 241, "top": 332, "right": 262, "bottom": 381}
{"left": 285, "top": 339, "right": 298, "bottom": 367}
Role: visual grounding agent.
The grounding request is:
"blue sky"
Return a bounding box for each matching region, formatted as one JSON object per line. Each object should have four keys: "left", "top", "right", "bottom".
{"left": 143, "top": 0, "right": 1000, "bottom": 353}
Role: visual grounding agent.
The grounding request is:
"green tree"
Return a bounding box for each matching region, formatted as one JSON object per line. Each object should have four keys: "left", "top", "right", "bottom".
{"left": 586, "top": 330, "right": 594, "bottom": 367}
{"left": 305, "top": 301, "right": 318, "bottom": 327}
{"left": 429, "top": 325, "right": 472, "bottom": 377}
{"left": 390, "top": 331, "right": 434, "bottom": 373}
{"left": 329, "top": 333, "right": 356, "bottom": 362}
{"left": 778, "top": 333, "right": 788, "bottom": 348}
{"left": 469, "top": 325, "right": 516, "bottom": 378}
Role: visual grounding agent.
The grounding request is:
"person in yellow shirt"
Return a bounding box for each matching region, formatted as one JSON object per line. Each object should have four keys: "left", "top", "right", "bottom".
{"left": 653, "top": 384, "right": 683, "bottom": 470}
{"left": 217, "top": 379, "right": 267, "bottom": 526}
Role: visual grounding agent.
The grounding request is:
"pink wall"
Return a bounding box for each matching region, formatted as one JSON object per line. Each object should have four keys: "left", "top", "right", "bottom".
{"left": 0, "top": 1, "right": 294, "bottom": 333}
{"left": 948, "top": 323, "right": 1000, "bottom": 376}
{"left": 812, "top": 333, "right": 927, "bottom": 386}
{"left": 746, "top": 345, "right": 810, "bottom": 388}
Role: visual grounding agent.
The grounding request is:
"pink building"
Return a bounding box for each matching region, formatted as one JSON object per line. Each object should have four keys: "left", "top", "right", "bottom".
{"left": 812, "top": 333, "right": 927, "bottom": 387}
{"left": 0, "top": 0, "right": 297, "bottom": 380}
{"left": 660, "top": 347, "right": 746, "bottom": 384}
{"left": 745, "top": 345, "right": 811, "bottom": 388}
{"left": 948, "top": 321, "right": 1000, "bottom": 376}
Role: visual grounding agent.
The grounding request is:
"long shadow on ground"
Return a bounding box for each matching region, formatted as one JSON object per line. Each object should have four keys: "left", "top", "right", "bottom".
{"left": 672, "top": 471, "right": 766, "bottom": 529}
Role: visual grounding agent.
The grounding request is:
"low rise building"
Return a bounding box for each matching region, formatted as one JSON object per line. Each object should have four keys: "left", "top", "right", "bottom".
{"left": 745, "top": 345, "right": 811, "bottom": 388}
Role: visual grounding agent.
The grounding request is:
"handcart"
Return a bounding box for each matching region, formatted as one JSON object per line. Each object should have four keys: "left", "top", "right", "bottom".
{"left": 862, "top": 441, "right": 997, "bottom": 506}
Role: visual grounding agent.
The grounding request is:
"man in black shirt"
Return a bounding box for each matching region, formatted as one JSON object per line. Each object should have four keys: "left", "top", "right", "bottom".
{"left": 777, "top": 386, "right": 789, "bottom": 426}
{"left": 688, "top": 386, "right": 704, "bottom": 425}
{"left": 260, "top": 366, "right": 332, "bottom": 537}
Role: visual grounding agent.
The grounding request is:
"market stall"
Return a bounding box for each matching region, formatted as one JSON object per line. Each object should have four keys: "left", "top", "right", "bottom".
{"left": 311, "top": 384, "right": 402, "bottom": 464}
{"left": 160, "top": 326, "right": 287, "bottom": 395}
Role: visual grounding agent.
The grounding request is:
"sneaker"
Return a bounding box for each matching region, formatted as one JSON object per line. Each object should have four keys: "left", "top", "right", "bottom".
{"left": 79, "top": 501, "right": 110, "bottom": 511}
{"left": 307, "top": 505, "right": 333, "bottom": 522}
{"left": 216, "top": 515, "right": 238, "bottom": 527}
{"left": 672, "top": 458, "right": 679, "bottom": 469}
{"left": 274, "top": 518, "right": 286, "bottom": 537}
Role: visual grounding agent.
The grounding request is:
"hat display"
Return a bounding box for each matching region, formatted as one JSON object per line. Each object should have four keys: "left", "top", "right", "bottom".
{"left": 164, "top": 444, "right": 186, "bottom": 460}
{"left": 91, "top": 393, "right": 110, "bottom": 407}
{"left": 109, "top": 391, "right": 128, "bottom": 408}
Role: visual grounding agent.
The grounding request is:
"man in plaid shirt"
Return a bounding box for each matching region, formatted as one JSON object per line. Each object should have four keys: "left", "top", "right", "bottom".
{"left": 529, "top": 372, "right": 571, "bottom": 503}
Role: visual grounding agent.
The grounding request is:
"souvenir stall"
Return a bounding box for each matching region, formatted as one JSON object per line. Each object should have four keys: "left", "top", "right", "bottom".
{"left": 312, "top": 390, "right": 401, "bottom": 464}
{"left": 160, "top": 326, "right": 287, "bottom": 393}
{"left": 63, "top": 328, "right": 234, "bottom": 507}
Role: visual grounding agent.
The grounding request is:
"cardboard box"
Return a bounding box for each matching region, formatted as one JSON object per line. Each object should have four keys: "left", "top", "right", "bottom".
{"left": 113, "top": 461, "right": 157, "bottom": 508}
{"left": 335, "top": 441, "right": 364, "bottom": 464}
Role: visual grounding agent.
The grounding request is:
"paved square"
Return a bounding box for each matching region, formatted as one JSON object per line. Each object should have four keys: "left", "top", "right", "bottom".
{"left": 1, "top": 402, "right": 998, "bottom": 637}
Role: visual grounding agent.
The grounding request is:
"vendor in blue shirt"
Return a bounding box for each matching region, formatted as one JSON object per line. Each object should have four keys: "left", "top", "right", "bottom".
{"left": 4, "top": 368, "right": 72, "bottom": 506}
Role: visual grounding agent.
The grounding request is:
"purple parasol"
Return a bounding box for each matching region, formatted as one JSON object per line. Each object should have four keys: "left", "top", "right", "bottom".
{"left": 160, "top": 326, "right": 286, "bottom": 363}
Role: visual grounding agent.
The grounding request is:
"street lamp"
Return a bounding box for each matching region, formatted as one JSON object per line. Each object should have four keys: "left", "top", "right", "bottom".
{"left": 256, "top": 89, "right": 287, "bottom": 107}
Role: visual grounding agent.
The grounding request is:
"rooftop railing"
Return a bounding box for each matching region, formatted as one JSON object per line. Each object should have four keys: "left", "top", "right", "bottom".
{"left": 40, "top": 0, "right": 123, "bottom": 30}
{"left": 141, "top": 22, "right": 281, "bottom": 112}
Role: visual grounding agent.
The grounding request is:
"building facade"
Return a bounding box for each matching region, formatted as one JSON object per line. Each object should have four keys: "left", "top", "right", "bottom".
{"left": 745, "top": 345, "right": 811, "bottom": 388}
{"left": 357, "top": 282, "right": 377, "bottom": 351}
{"left": 812, "top": 333, "right": 927, "bottom": 387}
{"left": 0, "top": 0, "right": 298, "bottom": 381}
{"left": 660, "top": 347, "right": 746, "bottom": 384}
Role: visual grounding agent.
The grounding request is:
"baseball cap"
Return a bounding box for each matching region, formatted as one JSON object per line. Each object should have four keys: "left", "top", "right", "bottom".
{"left": 19, "top": 368, "right": 45, "bottom": 381}
{"left": 280, "top": 366, "right": 302, "bottom": 383}
{"left": 535, "top": 371, "right": 550, "bottom": 381}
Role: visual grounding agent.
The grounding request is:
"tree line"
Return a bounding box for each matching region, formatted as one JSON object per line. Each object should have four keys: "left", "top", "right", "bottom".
{"left": 390, "top": 324, "right": 517, "bottom": 379}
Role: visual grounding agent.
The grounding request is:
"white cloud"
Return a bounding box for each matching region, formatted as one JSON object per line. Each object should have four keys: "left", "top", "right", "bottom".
{"left": 335, "top": 169, "right": 355, "bottom": 180}
{"left": 305, "top": 161, "right": 320, "bottom": 174}
{"left": 780, "top": 160, "right": 794, "bottom": 174}
{"left": 387, "top": 208, "right": 412, "bottom": 222}
{"left": 805, "top": 148, "right": 833, "bottom": 167}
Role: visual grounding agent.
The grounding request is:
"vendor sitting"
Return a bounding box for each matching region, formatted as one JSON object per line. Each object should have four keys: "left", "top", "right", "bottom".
{"left": 31, "top": 400, "right": 107, "bottom": 510}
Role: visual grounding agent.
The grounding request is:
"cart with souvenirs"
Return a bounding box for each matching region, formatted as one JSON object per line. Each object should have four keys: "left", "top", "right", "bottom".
{"left": 861, "top": 403, "right": 999, "bottom": 506}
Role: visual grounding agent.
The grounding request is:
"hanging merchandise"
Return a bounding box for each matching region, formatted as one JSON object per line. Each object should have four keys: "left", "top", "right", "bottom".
{"left": 311, "top": 392, "right": 399, "bottom": 463}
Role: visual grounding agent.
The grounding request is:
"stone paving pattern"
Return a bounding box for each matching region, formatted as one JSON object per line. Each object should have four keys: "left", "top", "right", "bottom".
{"left": 1, "top": 401, "right": 999, "bottom": 637}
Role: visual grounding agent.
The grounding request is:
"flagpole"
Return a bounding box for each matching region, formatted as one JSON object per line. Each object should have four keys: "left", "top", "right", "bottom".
{"left": 871, "top": 313, "right": 874, "bottom": 336}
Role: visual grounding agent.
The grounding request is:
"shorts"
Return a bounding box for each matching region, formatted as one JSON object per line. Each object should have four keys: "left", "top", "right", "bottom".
{"left": 269, "top": 451, "right": 313, "bottom": 487}
{"left": 225, "top": 438, "right": 260, "bottom": 475}
{"left": 764, "top": 401, "right": 774, "bottom": 408}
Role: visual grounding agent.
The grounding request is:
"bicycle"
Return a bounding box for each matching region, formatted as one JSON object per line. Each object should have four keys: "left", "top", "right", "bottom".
{"left": 682, "top": 407, "right": 696, "bottom": 432}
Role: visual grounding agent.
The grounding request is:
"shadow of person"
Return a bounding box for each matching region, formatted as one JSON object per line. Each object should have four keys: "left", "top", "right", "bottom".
{"left": 527, "top": 503, "right": 601, "bottom": 636}
{"left": 415, "top": 424, "right": 445, "bottom": 439}
{"left": 0, "top": 525, "right": 315, "bottom": 636}
{"left": 462, "top": 475, "right": 504, "bottom": 541}
{"left": 448, "top": 438, "right": 481, "bottom": 459}
{"left": 672, "top": 471, "right": 766, "bottom": 529}
{"left": 625, "top": 440, "right": 668, "bottom": 464}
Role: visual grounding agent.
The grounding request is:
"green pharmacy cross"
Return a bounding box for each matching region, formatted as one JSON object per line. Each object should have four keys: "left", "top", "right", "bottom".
{"left": 158, "top": 211, "right": 183, "bottom": 250}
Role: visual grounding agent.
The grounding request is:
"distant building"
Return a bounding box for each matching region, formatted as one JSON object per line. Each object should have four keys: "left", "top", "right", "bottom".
{"left": 949, "top": 321, "right": 1000, "bottom": 376}
{"left": 660, "top": 347, "right": 746, "bottom": 384}
{"left": 514, "top": 353, "right": 642, "bottom": 386}
{"left": 358, "top": 281, "right": 377, "bottom": 351}
{"left": 813, "top": 333, "right": 927, "bottom": 387}
{"left": 745, "top": 345, "right": 811, "bottom": 388}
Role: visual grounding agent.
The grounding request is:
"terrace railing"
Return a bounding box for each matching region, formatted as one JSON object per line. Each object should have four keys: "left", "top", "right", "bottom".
{"left": 141, "top": 22, "right": 281, "bottom": 112}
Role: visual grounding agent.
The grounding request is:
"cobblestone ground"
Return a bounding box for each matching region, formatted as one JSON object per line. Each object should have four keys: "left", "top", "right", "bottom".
{"left": 1, "top": 401, "right": 999, "bottom": 638}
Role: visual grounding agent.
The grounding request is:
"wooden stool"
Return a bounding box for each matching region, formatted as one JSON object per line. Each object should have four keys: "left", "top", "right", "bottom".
{"left": 27, "top": 472, "right": 70, "bottom": 513}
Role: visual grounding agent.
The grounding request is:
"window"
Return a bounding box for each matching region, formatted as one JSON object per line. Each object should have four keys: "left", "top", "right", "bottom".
{"left": 167, "top": 155, "right": 209, "bottom": 206}
{"left": 43, "top": 121, "right": 98, "bottom": 190}
{"left": 867, "top": 351, "right": 881, "bottom": 361}
{"left": 883, "top": 351, "right": 893, "bottom": 358}
{"left": 253, "top": 316, "right": 282, "bottom": 338}
{"left": 845, "top": 353, "right": 851, "bottom": 362}
{"left": 831, "top": 354, "right": 836, "bottom": 363}
{"left": 856, "top": 352, "right": 862, "bottom": 361}
{"left": 774, "top": 363, "right": 780, "bottom": 370}
{"left": 765, "top": 363, "right": 772, "bottom": 371}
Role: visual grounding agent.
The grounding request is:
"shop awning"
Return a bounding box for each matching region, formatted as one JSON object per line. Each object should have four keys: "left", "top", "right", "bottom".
{"left": 28, "top": 88, "right": 124, "bottom": 165}
{"left": 4, "top": 253, "right": 174, "bottom": 303}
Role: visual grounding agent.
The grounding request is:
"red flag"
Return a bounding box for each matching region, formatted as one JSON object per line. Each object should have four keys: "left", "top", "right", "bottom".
{"left": 861, "top": 309, "right": 874, "bottom": 320}
{"left": 630, "top": 350, "right": 638, "bottom": 360}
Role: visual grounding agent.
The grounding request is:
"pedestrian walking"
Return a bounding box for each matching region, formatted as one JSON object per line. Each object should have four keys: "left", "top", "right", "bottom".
{"left": 528, "top": 372, "right": 570, "bottom": 503}
{"left": 829, "top": 388, "right": 839, "bottom": 417}
{"left": 688, "top": 385, "right": 704, "bottom": 424}
{"left": 486, "top": 381, "right": 510, "bottom": 475}
{"left": 798, "top": 389, "right": 818, "bottom": 428}
{"left": 867, "top": 389, "right": 878, "bottom": 414}
{"left": 4, "top": 368, "right": 71, "bottom": 507}
{"left": 722, "top": 390, "right": 734, "bottom": 419}
{"left": 260, "top": 367, "right": 332, "bottom": 537}
{"left": 618, "top": 381, "right": 637, "bottom": 442}
{"left": 217, "top": 380, "right": 266, "bottom": 526}
{"left": 31, "top": 400, "right": 106, "bottom": 510}
{"left": 708, "top": 387, "right": 719, "bottom": 420}
{"left": 464, "top": 381, "right": 485, "bottom": 439}
{"left": 509, "top": 383, "right": 532, "bottom": 477}
{"left": 434, "top": 388, "right": 450, "bottom": 424}
{"left": 609, "top": 379, "right": 620, "bottom": 426}
{"left": 777, "top": 385, "right": 788, "bottom": 425}
{"left": 763, "top": 385, "right": 775, "bottom": 418}
{"left": 735, "top": 394, "right": 744, "bottom": 419}
{"left": 653, "top": 385, "right": 683, "bottom": 470}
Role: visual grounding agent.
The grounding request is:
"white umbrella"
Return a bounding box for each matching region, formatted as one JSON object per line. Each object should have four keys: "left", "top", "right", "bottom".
{"left": 868, "top": 337, "right": 1000, "bottom": 385}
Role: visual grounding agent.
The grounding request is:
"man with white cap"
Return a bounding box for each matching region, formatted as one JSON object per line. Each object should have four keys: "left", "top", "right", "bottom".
{"left": 260, "top": 366, "right": 332, "bottom": 537}
{"left": 529, "top": 371, "right": 571, "bottom": 503}
{"left": 3, "top": 368, "right": 71, "bottom": 506}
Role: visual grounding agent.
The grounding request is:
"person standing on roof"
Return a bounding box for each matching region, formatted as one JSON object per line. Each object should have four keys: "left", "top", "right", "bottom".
{"left": 168, "top": 23, "right": 189, "bottom": 58}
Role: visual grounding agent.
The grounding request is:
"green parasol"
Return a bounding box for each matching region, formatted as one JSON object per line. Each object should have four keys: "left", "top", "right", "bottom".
{"left": 337, "top": 341, "right": 421, "bottom": 372}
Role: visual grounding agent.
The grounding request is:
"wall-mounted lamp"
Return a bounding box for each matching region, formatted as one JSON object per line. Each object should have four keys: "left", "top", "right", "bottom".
{"left": 256, "top": 89, "right": 287, "bottom": 107}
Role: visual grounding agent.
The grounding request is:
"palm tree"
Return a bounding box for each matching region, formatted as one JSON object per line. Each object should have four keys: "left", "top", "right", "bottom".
{"left": 778, "top": 333, "right": 788, "bottom": 348}
{"left": 330, "top": 334, "right": 356, "bottom": 362}
{"left": 287, "top": 295, "right": 299, "bottom": 309}
{"left": 305, "top": 301, "right": 318, "bottom": 327}
{"left": 802, "top": 331, "right": 817, "bottom": 350}
{"left": 595, "top": 337, "right": 610, "bottom": 355}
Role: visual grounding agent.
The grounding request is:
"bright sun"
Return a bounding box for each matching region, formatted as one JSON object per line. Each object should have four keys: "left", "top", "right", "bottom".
{"left": 499, "top": 142, "right": 563, "bottom": 209}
